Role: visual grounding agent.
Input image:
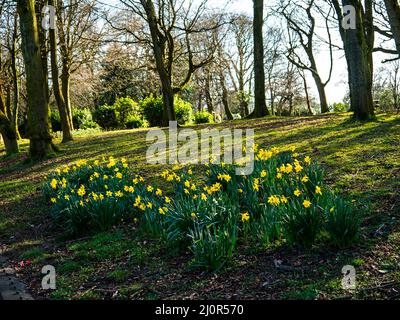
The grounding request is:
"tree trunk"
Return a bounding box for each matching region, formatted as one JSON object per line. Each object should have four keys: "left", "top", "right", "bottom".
{"left": 205, "top": 70, "right": 214, "bottom": 113}
{"left": 141, "top": 0, "right": 176, "bottom": 127}
{"left": 61, "top": 67, "right": 74, "bottom": 130}
{"left": 49, "top": 0, "right": 73, "bottom": 143}
{"left": 161, "top": 83, "right": 176, "bottom": 127}
{"left": 384, "top": 0, "right": 400, "bottom": 54}
{"left": 0, "top": 82, "right": 19, "bottom": 155}
{"left": 313, "top": 74, "right": 329, "bottom": 113}
{"left": 333, "top": 0, "right": 374, "bottom": 120}
{"left": 219, "top": 73, "right": 234, "bottom": 120}
{"left": 11, "top": 18, "right": 21, "bottom": 140}
{"left": 17, "top": 0, "right": 53, "bottom": 159}
{"left": 302, "top": 72, "right": 313, "bottom": 115}
{"left": 252, "top": 0, "right": 269, "bottom": 118}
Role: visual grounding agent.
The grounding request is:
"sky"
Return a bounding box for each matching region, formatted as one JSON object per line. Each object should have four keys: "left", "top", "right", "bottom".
{"left": 106, "top": 0, "right": 395, "bottom": 105}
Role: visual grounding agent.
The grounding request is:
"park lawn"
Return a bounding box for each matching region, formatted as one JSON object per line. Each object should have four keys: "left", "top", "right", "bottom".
{"left": 0, "top": 112, "right": 399, "bottom": 300}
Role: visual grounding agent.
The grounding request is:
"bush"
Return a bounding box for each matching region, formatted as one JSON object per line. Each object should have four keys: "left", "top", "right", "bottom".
{"left": 140, "top": 95, "right": 193, "bottom": 127}
{"left": 51, "top": 108, "right": 98, "bottom": 132}
{"left": 174, "top": 97, "right": 193, "bottom": 125}
{"left": 114, "top": 97, "right": 141, "bottom": 128}
{"left": 125, "top": 114, "right": 146, "bottom": 129}
{"left": 50, "top": 111, "right": 62, "bottom": 132}
{"left": 92, "top": 105, "right": 119, "bottom": 130}
{"left": 140, "top": 94, "right": 164, "bottom": 127}
{"left": 194, "top": 111, "right": 214, "bottom": 124}
{"left": 73, "top": 108, "right": 99, "bottom": 130}
{"left": 332, "top": 103, "right": 349, "bottom": 113}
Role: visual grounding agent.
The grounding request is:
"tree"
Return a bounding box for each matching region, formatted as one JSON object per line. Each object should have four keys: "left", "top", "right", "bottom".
{"left": 227, "top": 14, "right": 253, "bottom": 117}
{"left": 332, "top": 0, "right": 375, "bottom": 120}
{"left": 281, "top": 0, "right": 333, "bottom": 114}
{"left": 56, "top": 0, "right": 100, "bottom": 130}
{"left": 384, "top": 0, "right": 400, "bottom": 54}
{"left": 17, "top": 0, "right": 53, "bottom": 159}
{"left": 49, "top": 0, "right": 73, "bottom": 143}
{"left": 114, "top": 0, "right": 219, "bottom": 127}
{"left": 252, "top": 0, "right": 269, "bottom": 118}
{"left": 0, "top": 80, "right": 19, "bottom": 155}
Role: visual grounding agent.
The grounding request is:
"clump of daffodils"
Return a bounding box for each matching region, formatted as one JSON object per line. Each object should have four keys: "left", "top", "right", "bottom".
{"left": 43, "top": 145, "right": 361, "bottom": 270}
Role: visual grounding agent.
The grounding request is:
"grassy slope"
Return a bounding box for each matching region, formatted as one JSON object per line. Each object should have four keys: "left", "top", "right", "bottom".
{"left": 0, "top": 113, "right": 399, "bottom": 300}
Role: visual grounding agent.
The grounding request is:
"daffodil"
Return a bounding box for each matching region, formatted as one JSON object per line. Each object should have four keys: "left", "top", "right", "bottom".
{"left": 50, "top": 198, "right": 57, "bottom": 204}
{"left": 156, "top": 189, "right": 163, "bottom": 196}
{"left": 241, "top": 212, "right": 250, "bottom": 222}
{"left": 77, "top": 185, "right": 86, "bottom": 197}
{"left": 315, "top": 186, "right": 322, "bottom": 195}
{"left": 301, "top": 176, "right": 309, "bottom": 183}
{"left": 268, "top": 195, "right": 280, "bottom": 206}
{"left": 303, "top": 200, "right": 312, "bottom": 208}
{"left": 285, "top": 164, "right": 293, "bottom": 174}
{"left": 304, "top": 156, "right": 311, "bottom": 165}
{"left": 261, "top": 170, "right": 267, "bottom": 178}
{"left": 50, "top": 179, "right": 58, "bottom": 189}
{"left": 294, "top": 189, "right": 302, "bottom": 197}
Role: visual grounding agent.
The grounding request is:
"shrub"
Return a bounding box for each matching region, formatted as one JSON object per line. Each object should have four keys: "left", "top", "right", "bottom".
{"left": 174, "top": 97, "right": 193, "bottom": 125}
{"left": 114, "top": 97, "right": 141, "bottom": 127}
{"left": 125, "top": 115, "right": 146, "bottom": 129}
{"left": 331, "top": 103, "right": 349, "bottom": 113}
{"left": 92, "top": 105, "right": 119, "bottom": 130}
{"left": 73, "top": 108, "right": 99, "bottom": 130}
{"left": 194, "top": 111, "right": 214, "bottom": 124}
{"left": 140, "top": 94, "right": 164, "bottom": 127}
{"left": 140, "top": 95, "right": 193, "bottom": 127}
{"left": 50, "top": 111, "right": 62, "bottom": 132}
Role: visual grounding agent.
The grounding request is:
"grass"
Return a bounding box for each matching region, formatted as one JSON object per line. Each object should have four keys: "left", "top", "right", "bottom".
{"left": 1, "top": 112, "right": 400, "bottom": 300}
